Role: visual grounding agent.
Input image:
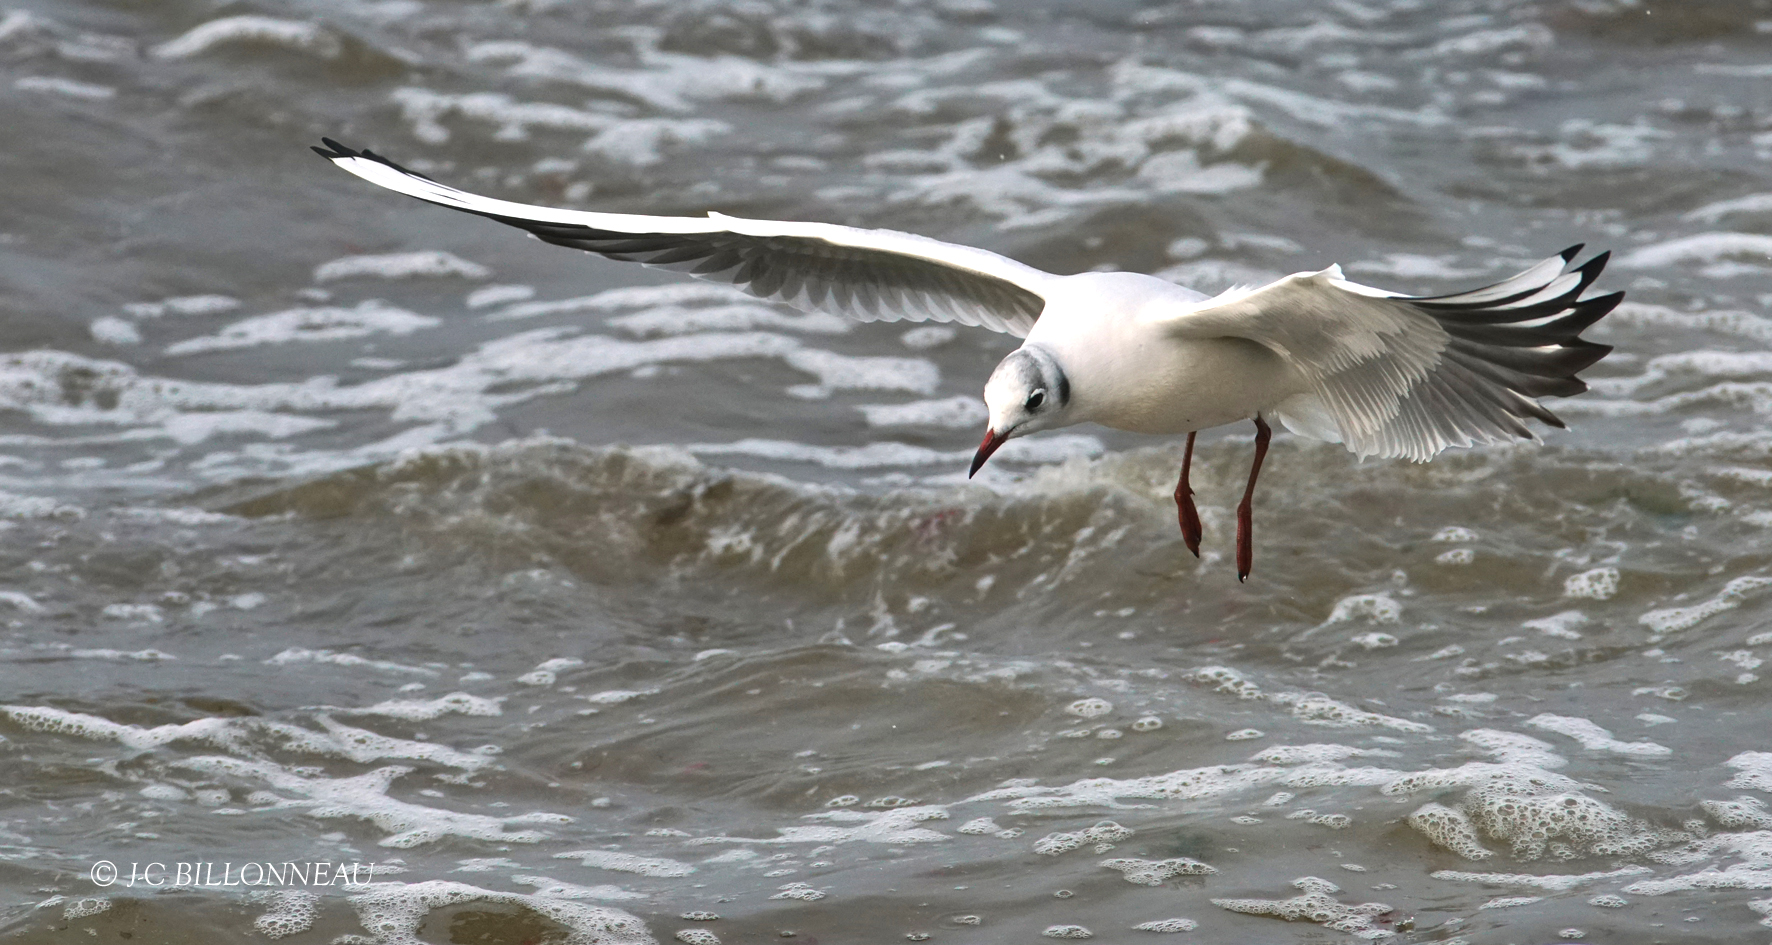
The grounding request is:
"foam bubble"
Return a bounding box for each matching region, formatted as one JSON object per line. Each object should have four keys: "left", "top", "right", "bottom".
{"left": 1100, "top": 856, "right": 1215, "bottom": 885}
{"left": 254, "top": 891, "right": 319, "bottom": 939}
{"left": 675, "top": 931, "right": 719, "bottom": 944}
{"left": 1480, "top": 895, "right": 1543, "bottom": 909}
{"left": 1320, "top": 592, "right": 1402, "bottom": 626}
{"left": 1271, "top": 692, "right": 1431, "bottom": 732}
{"left": 1131, "top": 918, "right": 1197, "bottom": 932}
{"left": 2, "top": 704, "right": 240, "bottom": 752}
{"left": 1211, "top": 876, "right": 1392, "bottom": 936}
{"left": 1588, "top": 894, "right": 1628, "bottom": 908}
{"left": 62, "top": 897, "right": 110, "bottom": 919}
{"left": 768, "top": 883, "right": 825, "bottom": 901}
{"left": 1066, "top": 698, "right": 1114, "bottom": 719}
{"left": 1041, "top": 926, "right": 1092, "bottom": 939}
{"left": 1563, "top": 568, "right": 1619, "bottom": 600}
{"left": 1726, "top": 752, "right": 1772, "bottom": 792}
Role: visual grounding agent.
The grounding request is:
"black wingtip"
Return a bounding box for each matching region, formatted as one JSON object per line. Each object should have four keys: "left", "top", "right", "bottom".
{"left": 311, "top": 138, "right": 440, "bottom": 183}
{"left": 316, "top": 137, "right": 360, "bottom": 159}
{"left": 1559, "top": 243, "right": 1585, "bottom": 264}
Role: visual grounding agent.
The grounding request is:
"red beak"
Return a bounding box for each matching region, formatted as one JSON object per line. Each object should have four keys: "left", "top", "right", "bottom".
{"left": 969, "top": 428, "right": 1008, "bottom": 478}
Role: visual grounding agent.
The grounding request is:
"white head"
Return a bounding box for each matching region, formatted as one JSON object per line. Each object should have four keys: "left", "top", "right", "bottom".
{"left": 971, "top": 344, "right": 1072, "bottom": 476}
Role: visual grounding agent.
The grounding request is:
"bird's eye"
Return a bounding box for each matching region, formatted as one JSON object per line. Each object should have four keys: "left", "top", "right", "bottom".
{"left": 1025, "top": 389, "right": 1045, "bottom": 410}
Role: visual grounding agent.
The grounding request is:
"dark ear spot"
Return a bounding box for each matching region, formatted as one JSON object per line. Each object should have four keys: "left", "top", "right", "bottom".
{"left": 1025, "top": 389, "right": 1045, "bottom": 410}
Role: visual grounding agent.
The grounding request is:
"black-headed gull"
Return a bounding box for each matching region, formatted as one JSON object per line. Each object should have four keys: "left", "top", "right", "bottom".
{"left": 313, "top": 139, "right": 1621, "bottom": 580}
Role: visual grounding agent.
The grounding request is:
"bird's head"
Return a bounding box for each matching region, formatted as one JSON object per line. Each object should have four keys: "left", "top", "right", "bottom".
{"left": 972, "top": 345, "right": 1071, "bottom": 477}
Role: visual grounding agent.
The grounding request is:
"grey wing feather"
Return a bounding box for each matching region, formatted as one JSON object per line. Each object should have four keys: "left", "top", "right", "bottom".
{"left": 312, "top": 139, "right": 1049, "bottom": 337}
{"left": 1165, "top": 247, "right": 1620, "bottom": 461}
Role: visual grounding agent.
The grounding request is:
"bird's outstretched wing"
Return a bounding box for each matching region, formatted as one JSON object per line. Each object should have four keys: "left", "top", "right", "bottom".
{"left": 1158, "top": 246, "right": 1620, "bottom": 461}
{"left": 312, "top": 139, "right": 1053, "bottom": 336}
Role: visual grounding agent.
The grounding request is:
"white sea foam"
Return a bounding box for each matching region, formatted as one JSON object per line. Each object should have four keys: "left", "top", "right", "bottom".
{"left": 554, "top": 850, "right": 696, "bottom": 878}
{"left": 254, "top": 890, "right": 319, "bottom": 939}
{"left": 688, "top": 433, "right": 1104, "bottom": 470}
{"left": 1726, "top": 752, "right": 1772, "bottom": 792}
{"left": 1, "top": 704, "right": 242, "bottom": 751}
{"left": 1430, "top": 866, "right": 1652, "bottom": 891}
{"left": 465, "top": 39, "right": 829, "bottom": 113}
{"left": 124, "top": 294, "right": 240, "bottom": 319}
{"left": 166, "top": 301, "right": 439, "bottom": 356}
{"left": 153, "top": 16, "right": 340, "bottom": 60}
{"left": 346, "top": 880, "right": 653, "bottom": 945}
{"left": 1685, "top": 193, "right": 1772, "bottom": 223}
{"left": 1563, "top": 567, "right": 1619, "bottom": 600}
{"left": 265, "top": 648, "right": 438, "bottom": 676}
{"left": 1525, "top": 714, "right": 1671, "bottom": 757}
{"left": 1639, "top": 576, "right": 1772, "bottom": 634}
{"left": 1524, "top": 610, "right": 1587, "bottom": 639}
{"left": 1131, "top": 917, "right": 1197, "bottom": 932}
{"left": 89, "top": 316, "right": 140, "bottom": 345}
{"left": 1211, "top": 876, "right": 1392, "bottom": 936}
{"left": 181, "top": 756, "right": 569, "bottom": 847}
{"left": 1619, "top": 233, "right": 1772, "bottom": 270}
{"left": 464, "top": 284, "right": 534, "bottom": 309}
{"left": 1320, "top": 592, "right": 1402, "bottom": 626}
{"left": 510, "top": 876, "right": 648, "bottom": 901}
{"left": 332, "top": 694, "right": 503, "bottom": 720}
{"left": 858, "top": 396, "right": 986, "bottom": 429}
{"left": 314, "top": 251, "right": 490, "bottom": 283}
{"left": 16, "top": 76, "right": 114, "bottom": 99}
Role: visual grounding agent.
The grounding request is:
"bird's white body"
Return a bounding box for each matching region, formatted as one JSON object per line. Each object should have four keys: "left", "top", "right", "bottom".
{"left": 1026, "top": 272, "right": 1304, "bottom": 435}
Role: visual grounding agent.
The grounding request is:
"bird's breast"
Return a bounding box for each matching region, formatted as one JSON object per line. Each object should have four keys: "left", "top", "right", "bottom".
{"left": 1057, "top": 333, "right": 1301, "bottom": 435}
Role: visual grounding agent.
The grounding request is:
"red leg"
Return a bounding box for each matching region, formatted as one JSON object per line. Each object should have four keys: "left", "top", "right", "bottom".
{"left": 1174, "top": 432, "right": 1201, "bottom": 557}
{"left": 1235, "top": 416, "right": 1272, "bottom": 583}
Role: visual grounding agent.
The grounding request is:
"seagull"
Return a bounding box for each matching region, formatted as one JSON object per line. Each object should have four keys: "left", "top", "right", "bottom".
{"left": 313, "top": 138, "right": 1621, "bottom": 580}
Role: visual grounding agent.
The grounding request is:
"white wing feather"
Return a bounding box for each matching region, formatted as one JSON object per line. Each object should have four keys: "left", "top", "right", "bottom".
{"left": 316, "top": 140, "right": 1055, "bottom": 336}
{"left": 1158, "top": 253, "right": 1618, "bottom": 461}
